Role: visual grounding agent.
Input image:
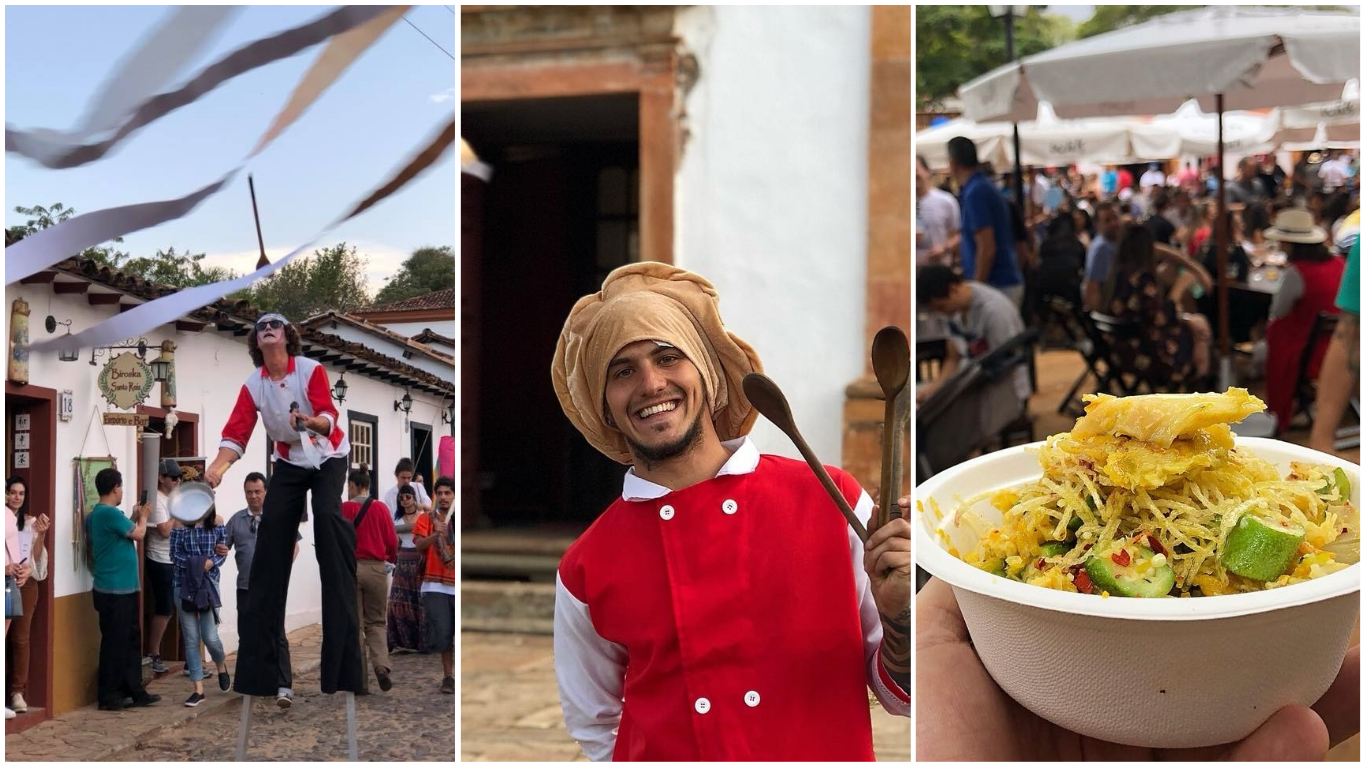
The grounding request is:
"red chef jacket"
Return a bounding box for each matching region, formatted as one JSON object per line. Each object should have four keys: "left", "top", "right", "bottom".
{"left": 555, "top": 436, "right": 910, "bottom": 761}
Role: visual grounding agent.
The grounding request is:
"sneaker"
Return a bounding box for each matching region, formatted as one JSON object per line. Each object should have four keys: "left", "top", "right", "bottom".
{"left": 276, "top": 688, "right": 293, "bottom": 709}
{"left": 11, "top": 693, "right": 27, "bottom": 713}
{"left": 149, "top": 655, "right": 169, "bottom": 674}
{"left": 131, "top": 694, "right": 161, "bottom": 707}
{"left": 375, "top": 667, "right": 393, "bottom": 692}
{"left": 218, "top": 671, "right": 231, "bottom": 692}
{"left": 183, "top": 692, "right": 205, "bottom": 708}
{"left": 4, "top": 707, "right": 14, "bottom": 719}
{"left": 182, "top": 667, "right": 191, "bottom": 677}
{"left": 440, "top": 676, "right": 454, "bottom": 695}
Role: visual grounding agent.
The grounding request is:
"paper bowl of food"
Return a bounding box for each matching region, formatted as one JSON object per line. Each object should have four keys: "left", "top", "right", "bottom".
{"left": 915, "top": 389, "right": 1360, "bottom": 749}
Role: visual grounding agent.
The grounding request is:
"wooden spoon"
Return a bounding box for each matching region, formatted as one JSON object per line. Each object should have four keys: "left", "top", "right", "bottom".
{"left": 743, "top": 373, "right": 868, "bottom": 544}
{"left": 871, "top": 326, "right": 911, "bottom": 531}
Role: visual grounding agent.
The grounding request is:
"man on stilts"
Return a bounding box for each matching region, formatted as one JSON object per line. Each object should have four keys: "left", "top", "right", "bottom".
{"left": 205, "top": 312, "right": 363, "bottom": 703}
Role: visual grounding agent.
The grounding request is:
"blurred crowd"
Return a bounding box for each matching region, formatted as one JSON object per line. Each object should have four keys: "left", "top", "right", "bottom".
{"left": 916, "top": 135, "right": 1360, "bottom": 464}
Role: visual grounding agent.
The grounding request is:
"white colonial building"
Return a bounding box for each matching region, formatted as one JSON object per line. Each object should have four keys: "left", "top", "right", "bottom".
{"left": 4, "top": 253, "right": 454, "bottom": 720}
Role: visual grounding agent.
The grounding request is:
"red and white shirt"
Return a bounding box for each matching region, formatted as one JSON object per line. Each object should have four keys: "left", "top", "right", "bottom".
{"left": 219, "top": 356, "right": 349, "bottom": 468}
{"left": 554, "top": 437, "right": 910, "bottom": 762}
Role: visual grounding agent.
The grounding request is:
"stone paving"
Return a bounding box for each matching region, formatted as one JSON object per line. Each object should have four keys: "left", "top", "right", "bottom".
{"left": 461, "top": 631, "right": 911, "bottom": 762}
{"left": 5, "top": 623, "right": 455, "bottom": 762}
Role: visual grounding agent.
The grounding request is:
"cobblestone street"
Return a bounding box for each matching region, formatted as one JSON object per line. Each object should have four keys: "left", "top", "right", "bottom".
{"left": 107, "top": 647, "right": 454, "bottom": 762}
{"left": 461, "top": 631, "right": 911, "bottom": 761}
{"left": 6, "top": 623, "right": 453, "bottom": 763}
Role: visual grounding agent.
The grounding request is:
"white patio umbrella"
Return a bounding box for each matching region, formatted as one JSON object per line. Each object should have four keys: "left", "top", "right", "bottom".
{"left": 1269, "top": 86, "right": 1360, "bottom": 145}
{"left": 959, "top": 6, "right": 1361, "bottom": 383}
{"left": 917, "top": 105, "right": 1138, "bottom": 170}
{"left": 1129, "top": 100, "right": 1279, "bottom": 159}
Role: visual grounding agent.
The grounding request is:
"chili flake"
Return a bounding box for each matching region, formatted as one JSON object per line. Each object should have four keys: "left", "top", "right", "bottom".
{"left": 1111, "top": 549, "right": 1132, "bottom": 567}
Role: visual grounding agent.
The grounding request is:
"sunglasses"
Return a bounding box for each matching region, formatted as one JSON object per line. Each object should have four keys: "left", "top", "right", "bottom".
{"left": 256, "top": 319, "right": 284, "bottom": 332}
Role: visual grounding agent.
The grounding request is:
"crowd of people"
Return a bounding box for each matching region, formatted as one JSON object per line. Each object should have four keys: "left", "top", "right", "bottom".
{"left": 3, "top": 457, "right": 456, "bottom": 717}
{"left": 916, "top": 134, "right": 1361, "bottom": 447}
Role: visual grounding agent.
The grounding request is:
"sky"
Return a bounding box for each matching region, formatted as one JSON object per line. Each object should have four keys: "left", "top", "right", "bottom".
{"left": 1047, "top": 5, "right": 1095, "bottom": 23}
{"left": 5, "top": 5, "right": 456, "bottom": 300}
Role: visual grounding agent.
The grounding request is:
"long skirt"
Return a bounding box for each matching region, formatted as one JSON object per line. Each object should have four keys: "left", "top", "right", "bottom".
{"left": 387, "top": 546, "right": 427, "bottom": 653}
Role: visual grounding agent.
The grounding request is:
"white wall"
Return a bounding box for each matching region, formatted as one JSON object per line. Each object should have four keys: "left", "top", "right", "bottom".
{"left": 310, "top": 322, "right": 454, "bottom": 380}
{"left": 378, "top": 319, "right": 453, "bottom": 339}
{"left": 10, "top": 285, "right": 450, "bottom": 651}
{"left": 673, "top": 5, "right": 871, "bottom": 465}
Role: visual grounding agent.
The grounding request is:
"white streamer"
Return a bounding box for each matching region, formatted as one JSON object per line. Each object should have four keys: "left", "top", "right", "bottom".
{"left": 29, "top": 118, "right": 455, "bottom": 356}
{"left": 6, "top": 5, "right": 406, "bottom": 286}
{"left": 8, "top": 6, "right": 240, "bottom": 165}
{"left": 6, "top": 5, "right": 396, "bottom": 169}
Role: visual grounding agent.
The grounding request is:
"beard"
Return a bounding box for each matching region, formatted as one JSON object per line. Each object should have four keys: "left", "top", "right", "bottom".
{"left": 627, "top": 406, "right": 706, "bottom": 467}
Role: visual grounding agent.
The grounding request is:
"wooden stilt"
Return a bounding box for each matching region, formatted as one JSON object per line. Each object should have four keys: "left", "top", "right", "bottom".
{"left": 346, "top": 692, "right": 358, "bottom": 760}
{"left": 235, "top": 695, "right": 252, "bottom": 761}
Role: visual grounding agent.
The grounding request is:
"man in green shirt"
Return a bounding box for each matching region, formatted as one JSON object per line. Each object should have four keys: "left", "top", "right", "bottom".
{"left": 87, "top": 468, "right": 160, "bottom": 710}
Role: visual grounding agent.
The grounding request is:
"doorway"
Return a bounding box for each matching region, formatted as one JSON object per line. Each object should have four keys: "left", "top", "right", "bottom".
{"left": 462, "top": 95, "right": 641, "bottom": 531}
{"left": 133, "top": 406, "right": 198, "bottom": 672}
{"left": 4, "top": 384, "right": 57, "bottom": 729}
{"left": 411, "top": 422, "right": 434, "bottom": 491}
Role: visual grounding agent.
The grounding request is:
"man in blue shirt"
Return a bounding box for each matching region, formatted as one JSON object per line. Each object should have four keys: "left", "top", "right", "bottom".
{"left": 948, "top": 136, "right": 1024, "bottom": 306}
{"left": 1082, "top": 202, "right": 1122, "bottom": 311}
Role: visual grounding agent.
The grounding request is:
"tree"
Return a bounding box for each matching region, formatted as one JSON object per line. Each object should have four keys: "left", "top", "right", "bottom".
{"left": 119, "top": 247, "right": 239, "bottom": 289}
{"left": 916, "top": 6, "right": 1074, "bottom": 109}
{"left": 373, "top": 245, "right": 454, "bottom": 305}
{"left": 11, "top": 203, "right": 131, "bottom": 266}
{"left": 1075, "top": 6, "right": 1197, "bottom": 39}
{"left": 243, "top": 242, "right": 372, "bottom": 321}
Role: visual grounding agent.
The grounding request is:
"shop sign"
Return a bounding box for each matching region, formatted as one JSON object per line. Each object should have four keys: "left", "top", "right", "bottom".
{"left": 97, "top": 353, "right": 154, "bottom": 409}
{"left": 102, "top": 412, "right": 150, "bottom": 428}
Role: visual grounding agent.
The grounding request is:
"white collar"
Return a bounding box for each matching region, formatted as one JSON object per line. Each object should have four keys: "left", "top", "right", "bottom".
{"left": 620, "top": 436, "right": 760, "bottom": 502}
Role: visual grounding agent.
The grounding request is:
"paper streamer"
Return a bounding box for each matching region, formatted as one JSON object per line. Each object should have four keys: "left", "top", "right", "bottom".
{"left": 13, "top": 6, "right": 240, "bottom": 164}
{"left": 6, "top": 173, "right": 239, "bottom": 285}
{"left": 251, "top": 5, "right": 409, "bottom": 156}
{"left": 30, "top": 117, "right": 455, "bottom": 356}
{"left": 7, "top": 5, "right": 406, "bottom": 286}
{"left": 6, "top": 5, "right": 396, "bottom": 169}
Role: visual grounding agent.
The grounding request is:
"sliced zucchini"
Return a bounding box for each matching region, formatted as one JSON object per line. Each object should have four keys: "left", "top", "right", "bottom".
{"left": 1334, "top": 467, "right": 1351, "bottom": 501}
{"left": 1084, "top": 544, "right": 1175, "bottom": 598}
{"left": 981, "top": 557, "right": 1007, "bottom": 577}
{"left": 1221, "top": 515, "right": 1305, "bottom": 582}
{"left": 1040, "top": 541, "right": 1072, "bottom": 558}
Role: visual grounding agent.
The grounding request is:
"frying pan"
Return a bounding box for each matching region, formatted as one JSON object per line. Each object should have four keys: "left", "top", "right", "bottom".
{"left": 167, "top": 481, "right": 217, "bottom": 524}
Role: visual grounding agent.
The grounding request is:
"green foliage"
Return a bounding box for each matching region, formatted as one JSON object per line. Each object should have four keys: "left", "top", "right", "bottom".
{"left": 241, "top": 242, "right": 372, "bottom": 322}
{"left": 11, "top": 203, "right": 130, "bottom": 266}
{"left": 373, "top": 245, "right": 454, "bottom": 305}
{"left": 1075, "top": 6, "right": 1198, "bottom": 39}
{"left": 916, "top": 6, "right": 1074, "bottom": 109}
{"left": 119, "top": 246, "right": 238, "bottom": 289}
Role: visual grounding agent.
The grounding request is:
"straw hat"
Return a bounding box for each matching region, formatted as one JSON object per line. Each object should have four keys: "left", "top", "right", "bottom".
{"left": 1263, "top": 208, "right": 1327, "bottom": 245}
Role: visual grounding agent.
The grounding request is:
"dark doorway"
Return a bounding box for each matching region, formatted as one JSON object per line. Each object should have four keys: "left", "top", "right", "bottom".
{"left": 4, "top": 385, "right": 57, "bottom": 729}
{"left": 134, "top": 407, "right": 198, "bottom": 672}
{"left": 411, "top": 422, "right": 434, "bottom": 491}
{"left": 462, "top": 94, "right": 640, "bottom": 531}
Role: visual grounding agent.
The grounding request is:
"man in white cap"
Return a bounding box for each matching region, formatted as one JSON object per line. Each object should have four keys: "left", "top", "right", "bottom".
{"left": 204, "top": 312, "right": 362, "bottom": 699}
{"left": 550, "top": 263, "right": 910, "bottom": 761}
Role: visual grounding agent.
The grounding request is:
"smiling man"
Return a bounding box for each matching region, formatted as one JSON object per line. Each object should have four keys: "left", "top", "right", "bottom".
{"left": 550, "top": 263, "right": 910, "bottom": 762}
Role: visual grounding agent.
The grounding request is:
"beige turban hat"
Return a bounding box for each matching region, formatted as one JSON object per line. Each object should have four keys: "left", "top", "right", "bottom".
{"left": 552, "top": 262, "right": 763, "bottom": 465}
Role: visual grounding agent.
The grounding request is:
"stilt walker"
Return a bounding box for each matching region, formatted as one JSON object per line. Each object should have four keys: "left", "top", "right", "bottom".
{"left": 204, "top": 312, "right": 361, "bottom": 760}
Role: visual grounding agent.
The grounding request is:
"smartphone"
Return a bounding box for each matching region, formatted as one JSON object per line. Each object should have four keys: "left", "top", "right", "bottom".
{"left": 139, "top": 490, "right": 148, "bottom": 506}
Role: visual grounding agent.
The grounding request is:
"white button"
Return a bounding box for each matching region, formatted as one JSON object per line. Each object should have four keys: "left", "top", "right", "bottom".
{"left": 660, "top": 505, "right": 675, "bottom": 521}
{"left": 694, "top": 697, "right": 710, "bottom": 714}
{"left": 744, "top": 690, "right": 760, "bottom": 707}
{"left": 722, "top": 499, "right": 738, "bottom": 515}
